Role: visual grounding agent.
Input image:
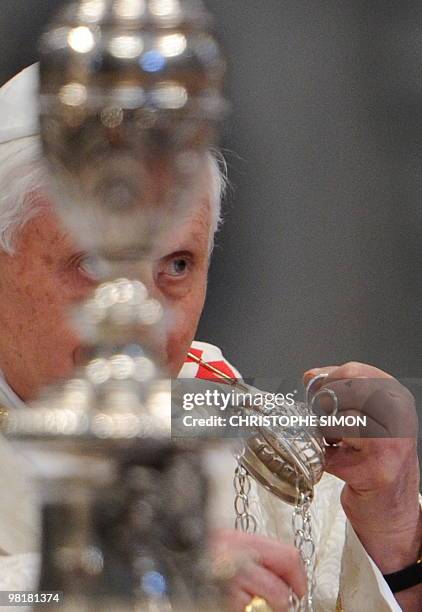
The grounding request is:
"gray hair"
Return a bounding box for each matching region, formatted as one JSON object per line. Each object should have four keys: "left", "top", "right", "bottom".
{"left": 0, "top": 139, "right": 225, "bottom": 255}
{"left": 0, "top": 138, "right": 47, "bottom": 254}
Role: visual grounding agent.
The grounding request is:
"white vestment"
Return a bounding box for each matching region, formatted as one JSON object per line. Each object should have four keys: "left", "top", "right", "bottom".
{"left": 0, "top": 343, "right": 408, "bottom": 611}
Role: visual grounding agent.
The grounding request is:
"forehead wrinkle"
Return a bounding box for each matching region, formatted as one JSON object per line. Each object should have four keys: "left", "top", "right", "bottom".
{"left": 160, "top": 198, "right": 211, "bottom": 253}
{"left": 16, "top": 208, "right": 79, "bottom": 260}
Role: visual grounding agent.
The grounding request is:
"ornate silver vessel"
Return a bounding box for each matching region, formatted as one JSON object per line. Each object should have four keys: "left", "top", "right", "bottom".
{"left": 3, "top": 1, "right": 227, "bottom": 610}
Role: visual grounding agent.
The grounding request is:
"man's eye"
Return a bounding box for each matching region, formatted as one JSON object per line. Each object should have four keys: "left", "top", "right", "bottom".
{"left": 164, "top": 257, "right": 189, "bottom": 277}
{"left": 77, "top": 255, "right": 97, "bottom": 277}
{"left": 70, "top": 254, "right": 103, "bottom": 281}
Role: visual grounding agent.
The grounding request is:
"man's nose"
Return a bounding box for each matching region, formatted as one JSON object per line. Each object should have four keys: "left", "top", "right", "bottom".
{"left": 134, "top": 261, "right": 162, "bottom": 302}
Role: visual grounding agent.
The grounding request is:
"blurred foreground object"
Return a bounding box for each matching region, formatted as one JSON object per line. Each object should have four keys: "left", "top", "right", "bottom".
{"left": 39, "top": 0, "right": 226, "bottom": 260}
{"left": 3, "top": 0, "right": 227, "bottom": 610}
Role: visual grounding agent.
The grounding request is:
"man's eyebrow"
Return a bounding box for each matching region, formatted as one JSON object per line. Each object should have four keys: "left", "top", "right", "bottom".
{"left": 58, "top": 247, "right": 88, "bottom": 268}
{"left": 54, "top": 228, "right": 80, "bottom": 251}
{"left": 65, "top": 250, "right": 88, "bottom": 262}
{"left": 157, "top": 230, "right": 208, "bottom": 253}
{"left": 157, "top": 244, "right": 193, "bottom": 258}
{"left": 154, "top": 206, "right": 211, "bottom": 255}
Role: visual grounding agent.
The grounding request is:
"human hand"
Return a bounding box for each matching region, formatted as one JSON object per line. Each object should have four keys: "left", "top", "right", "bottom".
{"left": 304, "top": 362, "right": 421, "bottom": 578}
{"left": 211, "top": 529, "right": 307, "bottom": 612}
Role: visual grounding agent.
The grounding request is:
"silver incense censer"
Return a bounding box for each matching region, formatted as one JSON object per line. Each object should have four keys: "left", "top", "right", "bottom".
{"left": 185, "top": 357, "right": 328, "bottom": 611}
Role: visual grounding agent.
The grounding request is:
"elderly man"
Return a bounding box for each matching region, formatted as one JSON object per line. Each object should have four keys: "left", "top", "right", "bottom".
{"left": 0, "top": 65, "right": 421, "bottom": 612}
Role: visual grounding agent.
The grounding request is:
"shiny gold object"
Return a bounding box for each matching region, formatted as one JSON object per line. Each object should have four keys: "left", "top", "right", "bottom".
{"left": 0, "top": 404, "right": 8, "bottom": 429}
{"left": 244, "top": 596, "right": 273, "bottom": 612}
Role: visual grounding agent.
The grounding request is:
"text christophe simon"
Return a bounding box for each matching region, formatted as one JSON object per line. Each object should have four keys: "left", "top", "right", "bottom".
{"left": 181, "top": 389, "right": 368, "bottom": 429}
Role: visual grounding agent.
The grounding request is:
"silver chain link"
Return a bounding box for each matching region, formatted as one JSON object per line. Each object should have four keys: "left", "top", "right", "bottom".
{"left": 234, "top": 459, "right": 316, "bottom": 612}
{"left": 291, "top": 489, "right": 315, "bottom": 612}
{"left": 233, "top": 462, "right": 257, "bottom": 534}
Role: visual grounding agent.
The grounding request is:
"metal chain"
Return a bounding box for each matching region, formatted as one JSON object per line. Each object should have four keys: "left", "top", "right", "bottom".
{"left": 291, "top": 490, "right": 315, "bottom": 612}
{"left": 234, "top": 460, "right": 316, "bottom": 612}
{"left": 233, "top": 462, "right": 257, "bottom": 534}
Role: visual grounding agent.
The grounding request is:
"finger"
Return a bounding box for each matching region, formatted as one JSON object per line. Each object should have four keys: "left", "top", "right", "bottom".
{"left": 313, "top": 379, "right": 416, "bottom": 438}
{"left": 321, "top": 416, "right": 388, "bottom": 441}
{"left": 323, "top": 438, "right": 411, "bottom": 485}
{"left": 303, "top": 366, "right": 339, "bottom": 385}
{"left": 304, "top": 362, "right": 394, "bottom": 391}
{"left": 226, "top": 587, "right": 251, "bottom": 612}
{"left": 215, "top": 531, "right": 307, "bottom": 599}
{"left": 234, "top": 562, "right": 291, "bottom": 612}
{"left": 246, "top": 535, "right": 307, "bottom": 599}
{"left": 315, "top": 403, "right": 389, "bottom": 440}
{"left": 323, "top": 361, "right": 393, "bottom": 383}
{"left": 323, "top": 442, "right": 369, "bottom": 481}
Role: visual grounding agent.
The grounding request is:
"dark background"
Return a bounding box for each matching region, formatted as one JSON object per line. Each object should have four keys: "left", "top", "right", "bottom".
{"left": 1, "top": 0, "right": 421, "bottom": 382}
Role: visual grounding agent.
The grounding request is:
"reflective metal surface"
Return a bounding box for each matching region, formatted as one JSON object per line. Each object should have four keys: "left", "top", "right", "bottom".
{"left": 239, "top": 404, "right": 325, "bottom": 505}
{"left": 39, "top": 0, "right": 227, "bottom": 260}
{"left": 187, "top": 352, "right": 326, "bottom": 506}
{"left": 3, "top": 1, "right": 227, "bottom": 610}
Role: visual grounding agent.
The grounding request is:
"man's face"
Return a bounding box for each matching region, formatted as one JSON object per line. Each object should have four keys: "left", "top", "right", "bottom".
{"left": 0, "top": 198, "right": 211, "bottom": 401}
